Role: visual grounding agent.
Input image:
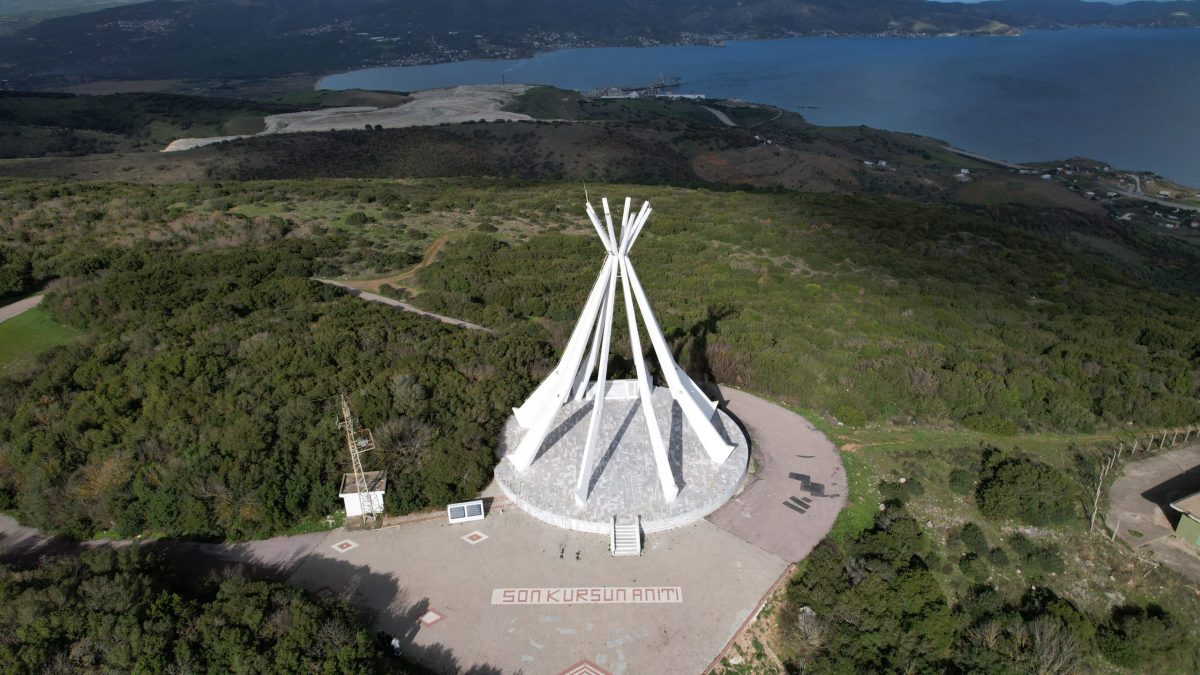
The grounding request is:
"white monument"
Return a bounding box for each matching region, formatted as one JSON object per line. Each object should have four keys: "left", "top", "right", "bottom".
{"left": 495, "top": 197, "right": 748, "bottom": 535}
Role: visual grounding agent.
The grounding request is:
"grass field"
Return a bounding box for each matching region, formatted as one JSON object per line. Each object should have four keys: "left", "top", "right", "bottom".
{"left": 0, "top": 306, "right": 80, "bottom": 371}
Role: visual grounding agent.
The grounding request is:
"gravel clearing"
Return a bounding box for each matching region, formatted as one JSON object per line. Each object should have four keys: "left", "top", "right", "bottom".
{"left": 163, "top": 84, "right": 534, "bottom": 152}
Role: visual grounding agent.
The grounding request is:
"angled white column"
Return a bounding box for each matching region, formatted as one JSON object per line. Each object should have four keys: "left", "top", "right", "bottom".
{"left": 509, "top": 257, "right": 616, "bottom": 470}
{"left": 601, "top": 198, "right": 618, "bottom": 255}
{"left": 506, "top": 195, "right": 737, "bottom": 504}
{"left": 512, "top": 255, "right": 613, "bottom": 427}
{"left": 620, "top": 255, "right": 678, "bottom": 502}
{"left": 571, "top": 311, "right": 606, "bottom": 401}
{"left": 618, "top": 197, "right": 632, "bottom": 253}
{"left": 623, "top": 258, "right": 735, "bottom": 464}
{"left": 625, "top": 203, "right": 652, "bottom": 253}
{"left": 675, "top": 363, "right": 719, "bottom": 418}
{"left": 574, "top": 253, "right": 620, "bottom": 505}
{"left": 585, "top": 201, "right": 615, "bottom": 253}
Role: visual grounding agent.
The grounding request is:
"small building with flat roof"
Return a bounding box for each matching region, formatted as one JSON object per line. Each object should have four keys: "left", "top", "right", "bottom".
{"left": 1169, "top": 490, "right": 1200, "bottom": 548}
{"left": 339, "top": 471, "right": 386, "bottom": 518}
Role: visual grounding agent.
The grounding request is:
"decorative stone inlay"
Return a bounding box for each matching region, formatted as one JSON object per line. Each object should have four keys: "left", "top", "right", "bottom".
{"left": 558, "top": 659, "right": 611, "bottom": 675}
{"left": 330, "top": 539, "right": 359, "bottom": 553}
{"left": 419, "top": 609, "right": 445, "bottom": 626}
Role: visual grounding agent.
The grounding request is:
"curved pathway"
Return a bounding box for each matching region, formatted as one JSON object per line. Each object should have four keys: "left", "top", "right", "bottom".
{"left": 708, "top": 386, "right": 846, "bottom": 562}
{"left": 0, "top": 294, "right": 43, "bottom": 324}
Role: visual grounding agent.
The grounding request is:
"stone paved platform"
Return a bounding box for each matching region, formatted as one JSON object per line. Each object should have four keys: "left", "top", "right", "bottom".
{"left": 496, "top": 386, "right": 748, "bottom": 533}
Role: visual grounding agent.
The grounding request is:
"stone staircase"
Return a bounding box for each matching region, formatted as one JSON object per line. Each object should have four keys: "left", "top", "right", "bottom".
{"left": 610, "top": 515, "right": 642, "bottom": 556}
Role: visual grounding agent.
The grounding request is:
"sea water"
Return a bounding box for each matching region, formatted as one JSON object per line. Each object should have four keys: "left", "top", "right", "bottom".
{"left": 320, "top": 29, "right": 1200, "bottom": 185}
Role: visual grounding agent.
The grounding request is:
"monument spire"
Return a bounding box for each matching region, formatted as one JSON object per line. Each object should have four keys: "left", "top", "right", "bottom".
{"left": 507, "top": 196, "right": 735, "bottom": 505}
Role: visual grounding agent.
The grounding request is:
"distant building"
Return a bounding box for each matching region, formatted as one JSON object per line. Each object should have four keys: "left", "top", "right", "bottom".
{"left": 340, "top": 471, "right": 386, "bottom": 518}
{"left": 1171, "top": 491, "right": 1200, "bottom": 549}
{"left": 960, "top": 168, "right": 969, "bottom": 175}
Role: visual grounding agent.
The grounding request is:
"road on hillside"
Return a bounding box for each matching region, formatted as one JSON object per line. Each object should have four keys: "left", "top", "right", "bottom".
{"left": 702, "top": 105, "right": 736, "bottom": 127}
{"left": 0, "top": 294, "right": 43, "bottom": 324}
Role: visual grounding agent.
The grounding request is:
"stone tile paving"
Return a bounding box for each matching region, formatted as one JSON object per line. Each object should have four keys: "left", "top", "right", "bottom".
{"left": 495, "top": 386, "right": 748, "bottom": 532}
{"left": 288, "top": 507, "right": 786, "bottom": 674}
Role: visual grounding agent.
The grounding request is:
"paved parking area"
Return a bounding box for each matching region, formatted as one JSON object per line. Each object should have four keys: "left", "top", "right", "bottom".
{"left": 1107, "top": 444, "right": 1200, "bottom": 583}
{"left": 289, "top": 506, "right": 786, "bottom": 674}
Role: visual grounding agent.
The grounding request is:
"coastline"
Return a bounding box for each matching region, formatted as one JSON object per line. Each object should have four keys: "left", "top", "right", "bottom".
{"left": 317, "top": 28, "right": 1200, "bottom": 188}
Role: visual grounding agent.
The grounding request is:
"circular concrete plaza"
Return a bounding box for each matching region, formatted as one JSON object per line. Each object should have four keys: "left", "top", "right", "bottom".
{"left": 495, "top": 384, "right": 748, "bottom": 533}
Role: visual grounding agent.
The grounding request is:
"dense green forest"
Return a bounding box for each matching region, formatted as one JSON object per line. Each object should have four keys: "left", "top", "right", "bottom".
{"left": 1, "top": 176, "right": 1198, "bottom": 545}
{"left": 413, "top": 188, "right": 1200, "bottom": 433}
{"left": 779, "top": 492, "right": 1196, "bottom": 672}
{"left": 0, "top": 227, "right": 541, "bottom": 538}
{"left": 0, "top": 547, "right": 390, "bottom": 672}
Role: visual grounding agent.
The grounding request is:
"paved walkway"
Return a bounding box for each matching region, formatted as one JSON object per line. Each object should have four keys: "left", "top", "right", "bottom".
{"left": 707, "top": 386, "right": 846, "bottom": 563}
{"left": 1107, "top": 444, "right": 1200, "bottom": 583}
{"left": 319, "top": 280, "right": 491, "bottom": 332}
{"left": 0, "top": 294, "right": 43, "bottom": 324}
{"left": 0, "top": 513, "right": 325, "bottom": 579}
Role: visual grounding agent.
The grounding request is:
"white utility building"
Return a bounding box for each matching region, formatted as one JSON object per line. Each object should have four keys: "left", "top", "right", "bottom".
{"left": 339, "top": 471, "right": 386, "bottom": 518}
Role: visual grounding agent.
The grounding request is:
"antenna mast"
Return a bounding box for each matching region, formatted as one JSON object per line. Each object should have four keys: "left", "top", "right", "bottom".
{"left": 338, "top": 394, "right": 379, "bottom": 525}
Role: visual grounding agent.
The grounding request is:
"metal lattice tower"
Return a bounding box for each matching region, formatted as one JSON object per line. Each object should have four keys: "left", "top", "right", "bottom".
{"left": 337, "top": 394, "right": 378, "bottom": 524}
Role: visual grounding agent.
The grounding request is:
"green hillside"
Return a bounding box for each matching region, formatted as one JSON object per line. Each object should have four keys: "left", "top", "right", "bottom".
{"left": 0, "top": 80, "right": 1198, "bottom": 673}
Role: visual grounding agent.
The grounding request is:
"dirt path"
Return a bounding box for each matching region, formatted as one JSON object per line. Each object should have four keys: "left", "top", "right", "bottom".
{"left": 706, "top": 386, "right": 846, "bottom": 563}
{"left": 0, "top": 294, "right": 43, "bottom": 324}
{"left": 339, "top": 234, "right": 451, "bottom": 294}
{"left": 164, "top": 85, "right": 533, "bottom": 152}
{"left": 1106, "top": 444, "right": 1200, "bottom": 583}
{"left": 319, "top": 279, "right": 491, "bottom": 332}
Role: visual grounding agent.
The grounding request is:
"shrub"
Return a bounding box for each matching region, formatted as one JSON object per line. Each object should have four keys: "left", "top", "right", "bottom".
{"left": 1008, "top": 533, "right": 1065, "bottom": 578}
{"left": 879, "top": 478, "right": 924, "bottom": 505}
{"left": 948, "top": 468, "right": 975, "bottom": 495}
{"left": 1099, "top": 605, "right": 1188, "bottom": 671}
{"left": 959, "top": 522, "right": 988, "bottom": 556}
{"left": 987, "top": 547, "right": 1009, "bottom": 567}
{"left": 831, "top": 405, "right": 866, "bottom": 427}
{"left": 962, "top": 412, "right": 1019, "bottom": 435}
{"left": 958, "top": 553, "right": 988, "bottom": 581}
{"left": 976, "top": 455, "right": 1077, "bottom": 526}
